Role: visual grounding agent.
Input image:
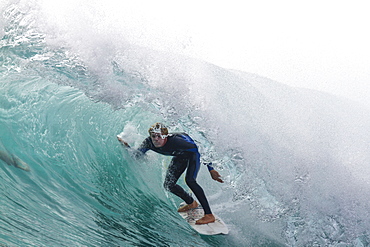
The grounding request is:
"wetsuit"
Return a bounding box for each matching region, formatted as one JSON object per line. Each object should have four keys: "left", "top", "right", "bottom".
{"left": 137, "top": 133, "right": 214, "bottom": 215}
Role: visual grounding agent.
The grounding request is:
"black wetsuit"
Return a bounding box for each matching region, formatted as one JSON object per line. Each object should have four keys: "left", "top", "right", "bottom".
{"left": 137, "top": 133, "right": 213, "bottom": 215}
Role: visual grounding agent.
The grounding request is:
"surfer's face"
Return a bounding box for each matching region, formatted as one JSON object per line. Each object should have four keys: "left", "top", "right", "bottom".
{"left": 150, "top": 133, "right": 167, "bottom": 148}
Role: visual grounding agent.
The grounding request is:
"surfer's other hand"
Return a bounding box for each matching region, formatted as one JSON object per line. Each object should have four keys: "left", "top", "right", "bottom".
{"left": 210, "top": 170, "right": 223, "bottom": 183}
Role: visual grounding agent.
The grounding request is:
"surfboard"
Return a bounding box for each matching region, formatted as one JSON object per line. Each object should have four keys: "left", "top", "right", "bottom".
{"left": 178, "top": 202, "right": 229, "bottom": 235}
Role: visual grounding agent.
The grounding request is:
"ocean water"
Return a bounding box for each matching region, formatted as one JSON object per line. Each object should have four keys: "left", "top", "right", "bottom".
{"left": 1, "top": 1, "right": 370, "bottom": 246}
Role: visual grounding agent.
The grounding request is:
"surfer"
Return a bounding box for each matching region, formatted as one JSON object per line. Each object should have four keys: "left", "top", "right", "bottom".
{"left": 117, "top": 123, "right": 223, "bottom": 224}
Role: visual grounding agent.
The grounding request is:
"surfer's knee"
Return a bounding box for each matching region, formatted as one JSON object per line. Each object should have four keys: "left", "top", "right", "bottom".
{"left": 185, "top": 178, "right": 197, "bottom": 189}
{"left": 163, "top": 180, "right": 175, "bottom": 192}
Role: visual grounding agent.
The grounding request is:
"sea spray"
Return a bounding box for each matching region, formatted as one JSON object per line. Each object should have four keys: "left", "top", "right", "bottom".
{"left": 1, "top": 1, "right": 370, "bottom": 246}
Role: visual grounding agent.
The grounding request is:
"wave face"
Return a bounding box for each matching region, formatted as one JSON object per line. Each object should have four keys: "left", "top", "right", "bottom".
{"left": 1, "top": 1, "right": 370, "bottom": 246}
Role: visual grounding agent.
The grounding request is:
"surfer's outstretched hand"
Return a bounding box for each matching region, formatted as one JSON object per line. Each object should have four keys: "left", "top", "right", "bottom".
{"left": 210, "top": 170, "right": 224, "bottom": 183}
{"left": 117, "top": 136, "right": 130, "bottom": 147}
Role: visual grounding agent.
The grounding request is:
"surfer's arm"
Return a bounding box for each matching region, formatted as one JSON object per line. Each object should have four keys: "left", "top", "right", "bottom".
{"left": 210, "top": 169, "right": 223, "bottom": 183}
{"left": 117, "top": 136, "right": 130, "bottom": 147}
{"left": 204, "top": 162, "right": 223, "bottom": 183}
{"left": 117, "top": 136, "right": 150, "bottom": 159}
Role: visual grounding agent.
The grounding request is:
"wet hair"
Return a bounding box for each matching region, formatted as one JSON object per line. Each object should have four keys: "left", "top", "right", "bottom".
{"left": 148, "top": 122, "right": 168, "bottom": 136}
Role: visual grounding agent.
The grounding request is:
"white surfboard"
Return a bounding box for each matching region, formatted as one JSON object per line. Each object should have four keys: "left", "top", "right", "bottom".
{"left": 178, "top": 202, "right": 229, "bottom": 235}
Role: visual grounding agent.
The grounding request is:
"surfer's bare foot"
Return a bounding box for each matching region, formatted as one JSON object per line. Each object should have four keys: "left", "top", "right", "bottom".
{"left": 195, "top": 214, "right": 215, "bottom": 225}
{"left": 177, "top": 201, "right": 198, "bottom": 212}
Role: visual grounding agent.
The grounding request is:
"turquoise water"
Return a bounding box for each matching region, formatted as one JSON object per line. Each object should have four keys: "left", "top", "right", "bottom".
{"left": 2, "top": 1, "right": 370, "bottom": 246}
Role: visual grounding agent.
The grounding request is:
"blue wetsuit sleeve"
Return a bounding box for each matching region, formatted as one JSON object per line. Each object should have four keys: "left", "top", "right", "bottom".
{"left": 131, "top": 148, "right": 147, "bottom": 159}
{"left": 204, "top": 162, "right": 214, "bottom": 171}
{"left": 137, "top": 147, "right": 150, "bottom": 154}
{"left": 131, "top": 138, "right": 150, "bottom": 158}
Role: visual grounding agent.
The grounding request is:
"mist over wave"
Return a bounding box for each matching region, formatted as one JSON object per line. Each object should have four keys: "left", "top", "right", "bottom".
{"left": 1, "top": 1, "right": 370, "bottom": 246}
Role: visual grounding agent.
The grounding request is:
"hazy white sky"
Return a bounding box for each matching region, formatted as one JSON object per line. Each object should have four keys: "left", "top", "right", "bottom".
{"left": 41, "top": 0, "right": 370, "bottom": 107}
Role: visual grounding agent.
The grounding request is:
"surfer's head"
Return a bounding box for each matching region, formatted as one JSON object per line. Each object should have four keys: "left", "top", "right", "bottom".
{"left": 148, "top": 122, "right": 168, "bottom": 137}
{"left": 149, "top": 123, "right": 168, "bottom": 147}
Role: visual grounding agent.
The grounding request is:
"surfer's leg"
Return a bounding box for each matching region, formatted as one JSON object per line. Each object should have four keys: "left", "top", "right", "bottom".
{"left": 185, "top": 153, "right": 212, "bottom": 215}
{"left": 163, "top": 157, "right": 194, "bottom": 204}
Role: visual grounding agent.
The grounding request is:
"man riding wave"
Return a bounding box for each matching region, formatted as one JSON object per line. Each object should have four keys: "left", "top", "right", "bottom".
{"left": 117, "top": 123, "right": 223, "bottom": 224}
